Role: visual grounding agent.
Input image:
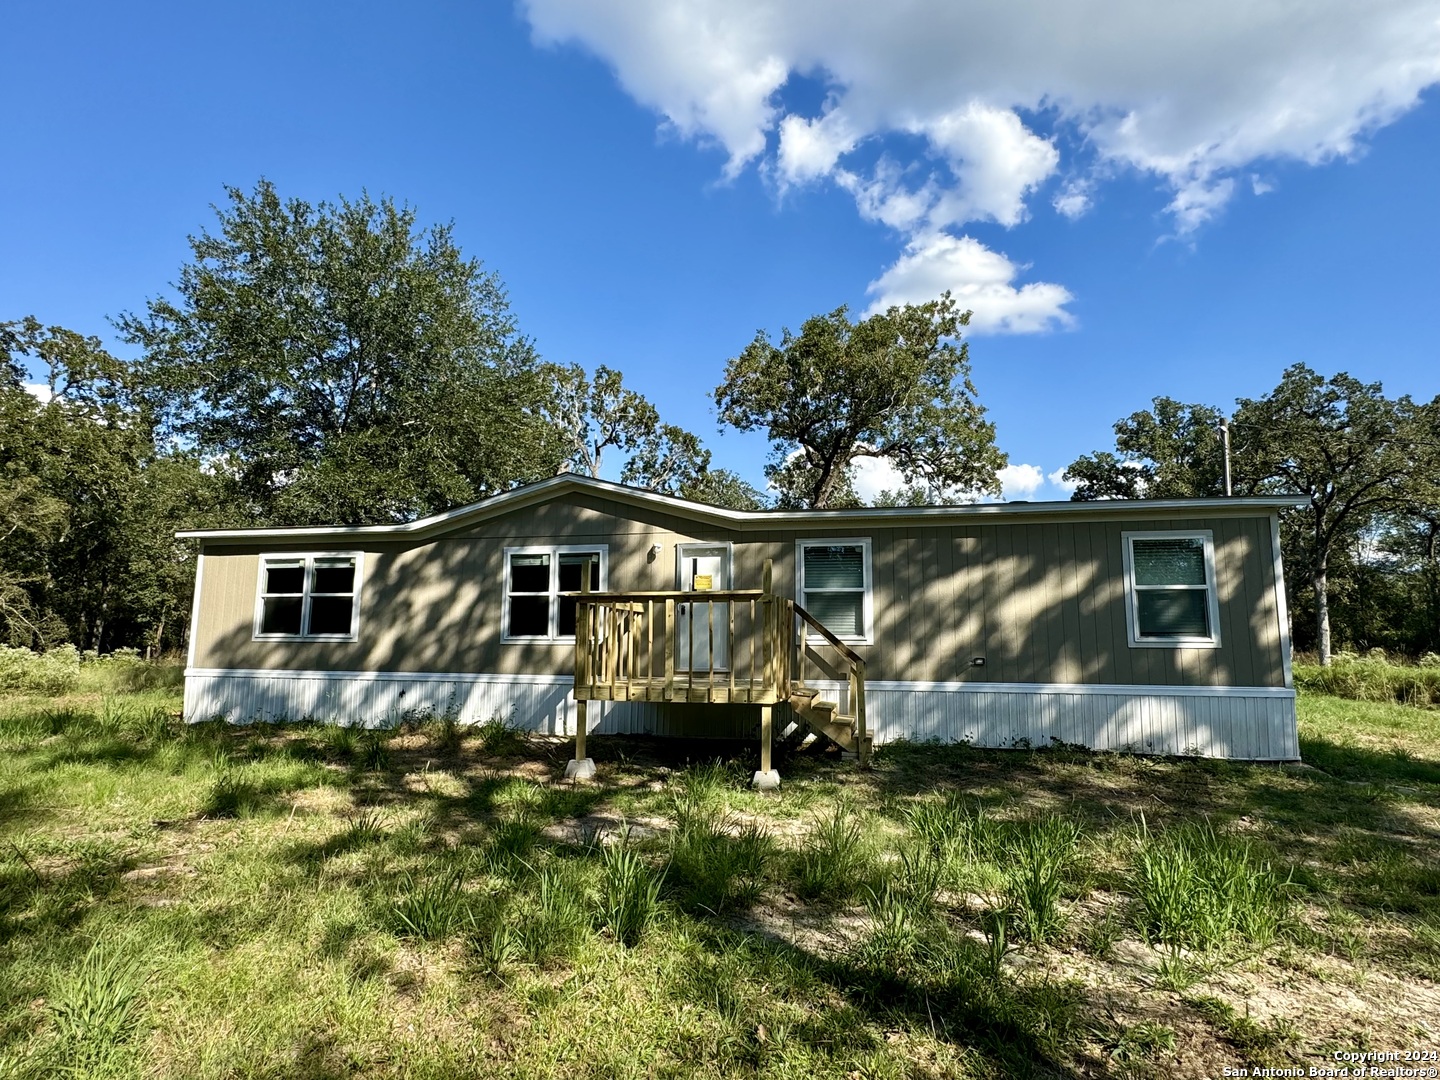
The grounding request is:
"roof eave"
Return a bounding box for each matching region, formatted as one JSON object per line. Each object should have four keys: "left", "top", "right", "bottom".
{"left": 175, "top": 475, "right": 1311, "bottom": 543}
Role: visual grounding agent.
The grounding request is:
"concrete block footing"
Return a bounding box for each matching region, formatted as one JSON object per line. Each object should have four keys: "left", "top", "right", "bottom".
{"left": 751, "top": 769, "right": 781, "bottom": 792}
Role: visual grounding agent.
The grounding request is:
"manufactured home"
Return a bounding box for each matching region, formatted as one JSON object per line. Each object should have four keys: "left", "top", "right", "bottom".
{"left": 179, "top": 475, "right": 1307, "bottom": 784}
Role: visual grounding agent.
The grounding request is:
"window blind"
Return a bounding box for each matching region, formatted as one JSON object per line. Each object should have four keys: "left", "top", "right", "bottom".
{"left": 803, "top": 545, "right": 864, "bottom": 589}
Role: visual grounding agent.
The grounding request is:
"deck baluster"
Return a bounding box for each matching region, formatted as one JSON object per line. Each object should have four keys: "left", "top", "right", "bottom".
{"left": 663, "top": 599, "right": 675, "bottom": 701}
{"left": 728, "top": 601, "right": 736, "bottom": 700}
{"left": 687, "top": 600, "right": 695, "bottom": 696}
{"left": 748, "top": 600, "right": 756, "bottom": 698}
{"left": 707, "top": 600, "right": 715, "bottom": 702}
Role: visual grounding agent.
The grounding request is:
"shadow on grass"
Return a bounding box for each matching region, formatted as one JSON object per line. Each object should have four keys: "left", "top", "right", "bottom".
{"left": 681, "top": 919, "right": 1092, "bottom": 1077}
{"left": 0, "top": 841, "right": 139, "bottom": 943}
{"left": 1299, "top": 734, "right": 1440, "bottom": 787}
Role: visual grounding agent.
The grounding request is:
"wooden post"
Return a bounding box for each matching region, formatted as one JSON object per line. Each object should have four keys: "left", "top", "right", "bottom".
{"left": 565, "top": 563, "right": 597, "bottom": 780}
{"left": 854, "top": 659, "right": 868, "bottom": 769}
{"left": 706, "top": 601, "right": 715, "bottom": 701}
{"left": 728, "top": 601, "right": 736, "bottom": 699}
{"left": 748, "top": 599, "right": 756, "bottom": 698}
{"left": 646, "top": 599, "right": 654, "bottom": 689}
{"left": 752, "top": 702, "right": 779, "bottom": 790}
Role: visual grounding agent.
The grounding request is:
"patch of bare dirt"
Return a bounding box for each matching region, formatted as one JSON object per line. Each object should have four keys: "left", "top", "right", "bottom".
{"left": 540, "top": 813, "right": 668, "bottom": 847}
{"left": 729, "top": 892, "right": 871, "bottom": 958}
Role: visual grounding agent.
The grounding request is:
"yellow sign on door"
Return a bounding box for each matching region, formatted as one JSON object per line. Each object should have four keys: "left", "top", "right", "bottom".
{"left": 693, "top": 574, "right": 713, "bottom": 591}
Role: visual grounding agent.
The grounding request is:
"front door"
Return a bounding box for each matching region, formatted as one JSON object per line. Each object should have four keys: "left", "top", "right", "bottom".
{"left": 677, "top": 543, "right": 730, "bottom": 671}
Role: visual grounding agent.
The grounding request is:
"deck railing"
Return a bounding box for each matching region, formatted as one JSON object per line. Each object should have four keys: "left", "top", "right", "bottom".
{"left": 569, "top": 559, "right": 866, "bottom": 764}
{"left": 572, "top": 586, "right": 792, "bottom": 704}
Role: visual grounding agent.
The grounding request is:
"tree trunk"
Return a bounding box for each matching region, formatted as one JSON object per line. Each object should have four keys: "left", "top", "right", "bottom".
{"left": 1314, "top": 557, "right": 1332, "bottom": 666}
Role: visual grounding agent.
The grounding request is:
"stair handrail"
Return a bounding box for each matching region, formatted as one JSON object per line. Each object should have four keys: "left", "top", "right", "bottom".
{"left": 790, "top": 602, "right": 865, "bottom": 666}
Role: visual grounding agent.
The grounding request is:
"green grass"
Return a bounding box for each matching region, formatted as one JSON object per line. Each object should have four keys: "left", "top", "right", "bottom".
{"left": 0, "top": 680, "right": 1437, "bottom": 1076}
{"left": 1295, "top": 650, "right": 1440, "bottom": 708}
{"left": 1131, "top": 818, "right": 1292, "bottom": 953}
{"left": 597, "top": 832, "right": 664, "bottom": 947}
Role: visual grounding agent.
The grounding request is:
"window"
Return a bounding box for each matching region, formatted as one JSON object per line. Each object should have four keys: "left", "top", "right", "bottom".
{"left": 255, "top": 553, "right": 362, "bottom": 640}
{"left": 796, "top": 539, "right": 872, "bottom": 644}
{"left": 503, "top": 546, "right": 606, "bottom": 641}
{"left": 1122, "top": 531, "right": 1220, "bottom": 648}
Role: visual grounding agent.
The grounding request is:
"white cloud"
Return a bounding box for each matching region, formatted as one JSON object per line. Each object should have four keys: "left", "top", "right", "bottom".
{"left": 835, "top": 160, "right": 938, "bottom": 233}
{"left": 777, "top": 108, "right": 858, "bottom": 185}
{"left": 915, "top": 103, "right": 1059, "bottom": 228}
{"left": 1167, "top": 177, "right": 1237, "bottom": 235}
{"left": 849, "top": 455, "right": 1075, "bottom": 503}
{"left": 1052, "top": 179, "right": 1093, "bottom": 220}
{"left": 1250, "top": 174, "right": 1274, "bottom": 196}
{"left": 865, "top": 233, "right": 1074, "bottom": 334}
{"left": 524, "top": 0, "right": 1440, "bottom": 239}
{"left": 849, "top": 454, "right": 908, "bottom": 503}
{"left": 524, "top": 1, "right": 790, "bottom": 177}
{"left": 1047, "top": 467, "right": 1079, "bottom": 494}
{"left": 998, "top": 463, "right": 1045, "bottom": 499}
{"left": 23, "top": 383, "right": 52, "bottom": 403}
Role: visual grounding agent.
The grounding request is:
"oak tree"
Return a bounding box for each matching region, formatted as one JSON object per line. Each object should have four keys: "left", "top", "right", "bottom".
{"left": 117, "top": 180, "right": 562, "bottom": 526}
{"left": 713, "top": 294, "right": 1005, "bottom": 508}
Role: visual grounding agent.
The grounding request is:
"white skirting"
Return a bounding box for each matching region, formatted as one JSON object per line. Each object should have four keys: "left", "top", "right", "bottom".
{"left": 182, "top": 668, "right": 1299, "bottom": 760}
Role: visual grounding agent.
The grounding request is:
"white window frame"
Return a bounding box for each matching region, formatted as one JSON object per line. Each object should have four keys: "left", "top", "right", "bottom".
{"left": 795, "top": 537, "right": 874, "bottom": 646}
{"left": 502, "top": 544, "right": 609, "bottom": 643}
{"left": 252, "top": 551, "right": 364, "bottom": 642}
{"left": 1121, "top": 530, "right": 1221, "bottom": 649}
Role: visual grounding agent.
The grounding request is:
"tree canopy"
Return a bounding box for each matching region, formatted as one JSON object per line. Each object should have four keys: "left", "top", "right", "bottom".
{"left": 0, "top": 318, "right": 227, "bottom": 652}
{"left": 1063, "top": 398, "right": 1226, "bottom": 501}
{"left": 713, "top": 294, "right": 1005, "bottom": 509}
{"left": 1235, "top": 366, "right": 1434, "bottom": 663}
{"left": 546, "top": 362, "right": 768, "bottom": 510}
{"left": 117, "top": 180, "right": 563, "bottom": 526}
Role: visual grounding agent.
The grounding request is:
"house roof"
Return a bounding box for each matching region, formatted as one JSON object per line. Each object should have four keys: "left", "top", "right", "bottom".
{"left": 176, "top": 473, "right": 1311, "bottom": 544}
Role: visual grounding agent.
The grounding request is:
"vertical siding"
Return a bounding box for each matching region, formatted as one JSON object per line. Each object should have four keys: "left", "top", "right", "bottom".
{"left": 192, "top": 492, "right": 1288, "bottom": 692}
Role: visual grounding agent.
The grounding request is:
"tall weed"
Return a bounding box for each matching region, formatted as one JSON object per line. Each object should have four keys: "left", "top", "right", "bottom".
{"left": 356, "top": 730, "right": 391, "bottom": 772}
{"left": 1132, "top": 819, "right": 1292, "bottom": 953}
{"left": 1295, "top": 652, "right": 1440, "bottom": 707}
{"left": 204, "top": 770, "right": 263, "bottom": 818}
{"left": 598, "top": 832, "right": 664, "bottom": 946}
{"left": 668, "top": 812, "right": 772, "bottom": 915}
{"left": 391, "top": 867, "right": 469, "bottom": 940}
{"left": 518, "top": 863, "right": 591, "bottom": 964}
{"left": 1004, "top": 816, "right": 1081, "bottom": 944}
{"left": 794, "top": 800, "right": 874, "bottom": 904}
{"left": 854, "top": 882, "right": 922, "bottom": 970}
{"left": 0, "top": 645, "right": 81, "bottom": 695}
{"left": 475, "top": 714, "right": 526, "bottom": 756}
{"left": 48, "top": 943, "right": 145, "bottom": 1075}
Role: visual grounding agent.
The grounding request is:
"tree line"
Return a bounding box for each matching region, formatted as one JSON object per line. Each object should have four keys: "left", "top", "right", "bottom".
{"left": 1064, "top": 374, "right": 1440, "bottom": 664}
{"left": 1, "top": 180, "right": 1004, "bottom": 655}
{"left": 3, "top": 179, "right": 1434, "bottom": 663}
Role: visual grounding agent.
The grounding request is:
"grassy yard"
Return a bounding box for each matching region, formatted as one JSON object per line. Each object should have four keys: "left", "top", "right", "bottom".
{"left": 1, "top": 685, "right": 1437, "bottom": 1079}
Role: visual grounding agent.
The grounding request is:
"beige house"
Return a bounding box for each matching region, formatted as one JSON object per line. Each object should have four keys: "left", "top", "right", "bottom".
{"left": 179, "top": 475, "right": 1307, "bottom": 783}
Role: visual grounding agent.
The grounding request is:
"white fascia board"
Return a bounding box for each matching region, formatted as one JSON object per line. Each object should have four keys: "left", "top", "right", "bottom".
{"left": 176, "top": 474, "right": 1312, "bottom": 543}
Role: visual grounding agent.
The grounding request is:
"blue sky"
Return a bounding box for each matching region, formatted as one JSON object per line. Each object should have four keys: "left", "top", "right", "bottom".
{"left": 3, "top": 1, "right": 1438, "bottom": 501}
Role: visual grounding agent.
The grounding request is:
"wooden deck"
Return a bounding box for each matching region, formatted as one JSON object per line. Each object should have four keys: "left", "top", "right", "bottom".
{"left": 567, "top": 558, "right": 870, "bottom": 771}
{"left": 572, "top": 675, "right": 781, "bottom": 705}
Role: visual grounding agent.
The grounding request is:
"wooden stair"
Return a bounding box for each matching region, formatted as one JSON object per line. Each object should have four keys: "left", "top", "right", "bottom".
{"left": 787, "top": 687, "right": 872, "bottom": 758}
{"left": 569, "top": 562, "right": 870, "bottom": 773}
